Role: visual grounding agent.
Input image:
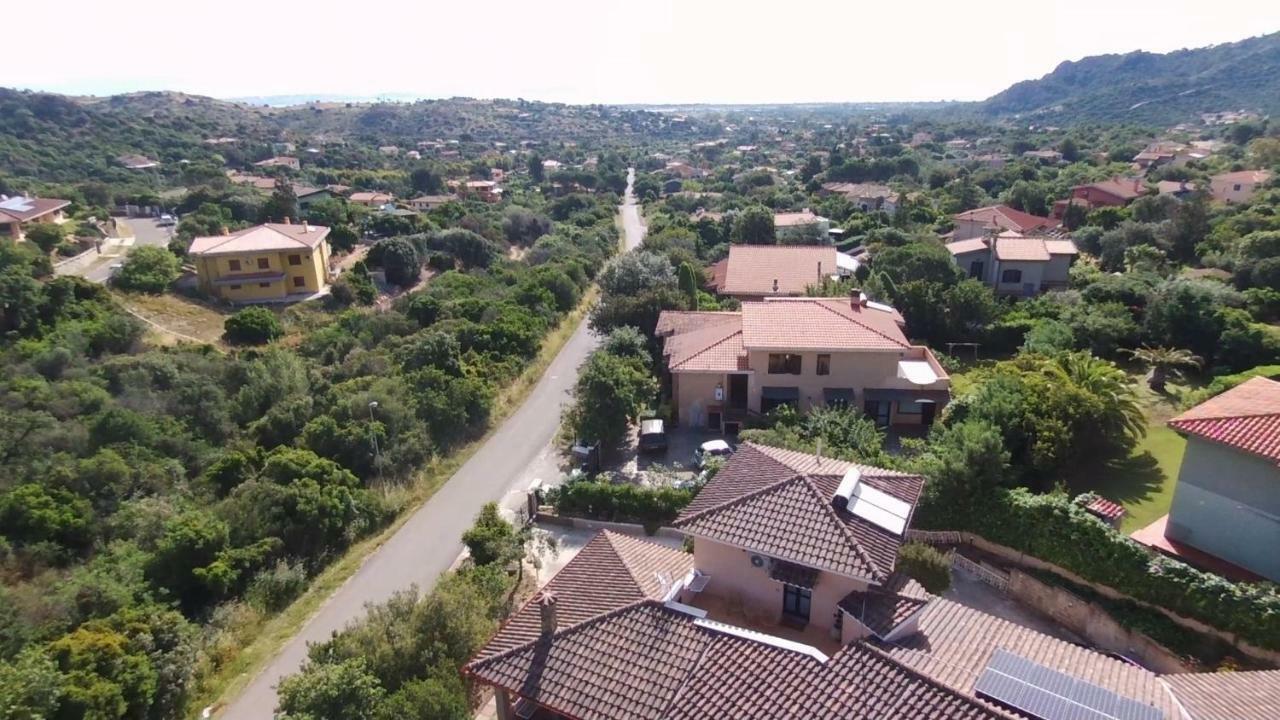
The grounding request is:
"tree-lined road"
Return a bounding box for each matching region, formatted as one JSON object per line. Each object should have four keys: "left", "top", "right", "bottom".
{"left": 218, "top": 170, "right": 643, "bottom": 719}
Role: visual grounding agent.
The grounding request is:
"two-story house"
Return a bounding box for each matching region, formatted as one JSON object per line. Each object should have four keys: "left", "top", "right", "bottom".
{"left": 656, "top": 295, "right": 949, "bottom": 433}
{"left": 0, "top": 195, "right": 71, "bottom": 241}
{"left": 947, "top": 231, "right": 1079, "bottom": 295}
{"left": 1134, "top": 377, "right": 1280, "bottom": 582}
{"left": 704, "top": 245, "right": 859, "bottom": 300}
{"left": 188, "top": 221, "right": 331, "bottom": 303}
{"left": 950, "top": 205, "right": 1058, "bottom": 241}
{"left": 1052, "top": 177, "right": 1145, "bottom": 219}
{"left": 463, "top": 442, "right": 1232, "bottom": 720}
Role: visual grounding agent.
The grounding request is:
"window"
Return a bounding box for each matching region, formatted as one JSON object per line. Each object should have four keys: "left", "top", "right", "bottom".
{"left": 767, "top": 353, "right": 802, "bottom": 375}
{"left": 229, "top": 284, "right": 242, "bottom": 290}
{"left": 816, "top": 354, "right": 831, "bottom": 376}
{"left": 292, "top": 276, "right": 306, "bottom": 288}
{"left": 259, "top": 282, "right": 271, "bottom": 288}
{"left": 897, "top": 400, "right": 923, "bottom": 415}
{"left": 288, "top": 254, "right": 302, "bottom": 266}
{"left": 1234, "top": 183, "right": 1242, "bottom": 191}
{"left": 228, "top": 259, "right": 241, "bottom": 271}
{"left": 782, "top": 585, "right": 812, "bottom": 622}
{"left": 969, "top": 260, "right": 985, "bottom": 279}
{"left": 257, "top": 257, "right": 270, "bottom": 270}
{"left": 1000, "top": 268, "right": 1022, "bottom": 284}
{"left": 760, "top": 387, "right": 799, "bottom": 414}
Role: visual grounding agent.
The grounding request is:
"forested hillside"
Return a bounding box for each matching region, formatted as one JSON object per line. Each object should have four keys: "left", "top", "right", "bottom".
{"left": 981, "top": 32, "right": 1280, "bottom": 124}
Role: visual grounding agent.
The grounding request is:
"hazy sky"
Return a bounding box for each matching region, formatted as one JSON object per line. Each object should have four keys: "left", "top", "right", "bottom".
{"left": 5, "top": 0, "right": 1277, "bottom": 104}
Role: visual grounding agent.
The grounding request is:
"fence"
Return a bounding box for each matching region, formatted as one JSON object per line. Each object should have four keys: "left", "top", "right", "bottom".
{"left": 949, "top": 551, "right": 1010, "bottom": 590}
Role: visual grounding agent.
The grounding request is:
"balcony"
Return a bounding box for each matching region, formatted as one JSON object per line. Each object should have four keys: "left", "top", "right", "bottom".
{"left": 678, "top": 590, "right": 843, "bottom": 657}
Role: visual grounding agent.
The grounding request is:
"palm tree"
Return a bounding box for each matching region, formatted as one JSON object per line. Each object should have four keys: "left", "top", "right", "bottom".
{"left": 1124, "top": 346, "right": 1203, "bottom": 393}
{"left": 1051, "top": 352, "right": 1147, "bottom": 443}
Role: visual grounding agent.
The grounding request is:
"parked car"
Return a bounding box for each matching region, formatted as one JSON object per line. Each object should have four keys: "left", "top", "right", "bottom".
{"left": 156, "top": 214, "right": 176, "bottom": 227}
{"left": 694, "top": 439, "right": 733, "bottom": 469}
{"left": 571, "top": 440, "right": 600, "bottom": 474}
{"left": 638, "top": 419, "right": 668, "bottom": 453}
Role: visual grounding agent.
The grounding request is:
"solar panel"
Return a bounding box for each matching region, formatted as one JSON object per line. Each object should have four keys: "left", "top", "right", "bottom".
{"left": 0, "top": 197, "right": 34, "bottom": 212}
{"left": 849, "top": 481, "right": 912, "bottom": 535}
{"left": 974, "top": 649, "right": 1164, "bottom": 720}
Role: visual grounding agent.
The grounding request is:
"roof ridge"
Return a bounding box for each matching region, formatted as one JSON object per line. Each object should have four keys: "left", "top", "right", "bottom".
{"left": 850, "top": 642, "right": 1022, "bottom": 720}
{"left": 813, "top": 299, "right": 910, "bottom": 349}
{"left": 1171, "top": 410, "right": 1280, "bottom": 423}
{"left": 799, "top": 476, "right": 885, "bottom": 583}
{"left": 672, "top": 471, "right": 804, "bottom": 528}
{"left": 466, "top": 598, "right": 660, "bottom": 674}
{"left": 672, "top": 328, "right": 742, "bottom": 370}
{"left": 601, "top": 531, "right": 670, "bottom": 598}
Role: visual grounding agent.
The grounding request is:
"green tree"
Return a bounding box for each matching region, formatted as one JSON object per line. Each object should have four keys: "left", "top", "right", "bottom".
{"left": 48, "top": 625, "right": 158, "bottom": 720}
{"left": 374, "top": 238, "right": 420, "bottom": 288}
{"left": 569, "top": 349, "right": 657, "bottom": 449}
{"left": 25, "top": 222, "right": 66, "bottom": 254}
{"left": 0, "top": 646, "right": 64, "bottom": 719}
{"left": 0, "top": 483, "right": 94, "bottom": 551}
{"left": 677, "top": 261, "right": 700, "bottom": 309}
{"left": 225, "top": 306, "right": 284, "bottom": 345}
{"left": 730, "top": 205, "right": 775, "bottom": 245}
{"left": 1124, "top": 346, "right": 1203, "bottom": 392}
{"left": 915, "top": 419, "right": 1010, "bottom": 509}
{"left": 461, "top": 502, "right": 521, "bottom": 567}
{"left": 114, "top": 246, "right": 179, "bottom": 293}
{"left": 276, "top": 658, "right": 385, "bottom": 720}
{"left": 261, "top": 180, "right": 299, "bottom": 223}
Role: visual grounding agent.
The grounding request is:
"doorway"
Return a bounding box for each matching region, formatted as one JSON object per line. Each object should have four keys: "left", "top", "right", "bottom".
{"left": 728, "top": 374, "right": 748, "bottom": 409}
{"left": 921, "top": 401, "right": 937, "bottom": 428}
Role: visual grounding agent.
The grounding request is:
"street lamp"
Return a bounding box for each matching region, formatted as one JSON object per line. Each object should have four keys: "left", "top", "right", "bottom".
{"left": 368, "top": 401, "right": 383, "bottom": 481}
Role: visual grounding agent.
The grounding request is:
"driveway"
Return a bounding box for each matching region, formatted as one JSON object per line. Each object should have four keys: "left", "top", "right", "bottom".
{"left": 216, "top": 173, "right": 648, "bottom": 720}
{"left": 56, "top": 217, "right": 174, "bottom": 284}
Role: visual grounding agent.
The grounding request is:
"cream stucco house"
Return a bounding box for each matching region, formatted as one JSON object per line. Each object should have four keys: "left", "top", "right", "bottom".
{"left": 947, "top": 231, "right": 1078, "bottom": 296}
{"left": 656, "top": 295, "right": 949, "bottom": 433}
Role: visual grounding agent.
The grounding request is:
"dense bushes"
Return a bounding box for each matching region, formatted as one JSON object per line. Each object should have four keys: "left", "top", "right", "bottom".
{"left": 896, "top": 542, "right": 952, "bottom": 594}
{"left": 548, "top": 481, "right": 696, "bottom": 532}
{"left": 224, "top": 306, "right": 283, "bottom": 345}
{"left": 917, "top": 488, "right": 1280, "bottom": 650}
{"left": 113, "top": 245, "right": 180, "bottom": 293}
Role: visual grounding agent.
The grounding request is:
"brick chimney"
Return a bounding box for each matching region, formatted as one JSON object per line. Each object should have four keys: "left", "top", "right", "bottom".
{"left": 772, "top": 278, "right": 779, "bottom": 293}
{"left": 849, "top": 288, "right": 862, "bottom": 311}
{"left": 539, "top": 592, "right": 558, "bottom": 638}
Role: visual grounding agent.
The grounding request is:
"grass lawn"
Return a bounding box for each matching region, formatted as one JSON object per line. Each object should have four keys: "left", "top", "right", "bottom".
{"left": 1067, "top": 424, "right": 1187, "bottom": 533}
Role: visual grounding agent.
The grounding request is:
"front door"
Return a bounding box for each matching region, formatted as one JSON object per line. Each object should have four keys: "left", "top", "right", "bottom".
{"left": 864, "top": 400, "right": 890, "bottom": 427}
{"left": 728, "top": 374, "right": 748, "bottom": 409}
{"left": 782, "top": 585, "right": 812, "bottom": 622}
{"left": 921, "top": 401, "right": 937, "bottom": 427}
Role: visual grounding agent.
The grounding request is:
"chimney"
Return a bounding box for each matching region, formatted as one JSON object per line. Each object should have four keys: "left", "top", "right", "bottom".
{"left": 817, "top": 261, "right": 823, "bottom": 282}
{"left": 302, "top": 221, "right": 311, "bottom": 234}
{"left": 220, "top": 226, "right": 230, "bottom": 235}
{"left": 283, "top": 216, "right": 292, "bottom": 225}
{"left": 849, "top": 288, "right": 862, "bottom": 311}
{"left": 772, "top": 278, "right": 779, "bottom": 293}
{"left": 859, "top": 292, "right": 868, "bottom": 308}
{"left": 539, "top": 592, "right": 558, "bottom": 638}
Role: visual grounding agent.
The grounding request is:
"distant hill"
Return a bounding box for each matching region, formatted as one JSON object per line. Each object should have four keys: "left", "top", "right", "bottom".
{"left": 981, "top": 32, "right": 1280, "bottom": 124}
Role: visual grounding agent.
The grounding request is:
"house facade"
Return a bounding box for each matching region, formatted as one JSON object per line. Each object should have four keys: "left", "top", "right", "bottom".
{"left": 1209, "top": 170, "right": 1272, "bottom": 204}
{"left": 462, "top": 442, "right": 1239, "bottom": 720}
{"left": 773, "top": 210, "right": 830, "bottom": 243}
{"left": 1159, "top": 377, "right": 1280, "bottom": 582}
{"left": 0, "top": 196, "right": 71, "bottom": 241}
{"left": 657, "top": 296, "right": 949, "bottom": 433}
{"left": 1052, "top": 177, "right": 1144, "bottom": 218}
{"left": 947, "top": 232, "right": 1078, "bottom": 296}
{"left": 820, "top": 182, "right": 899, "bottom": 215}
{"left": 188, "top": 221, "right": 331, "bottom": 303}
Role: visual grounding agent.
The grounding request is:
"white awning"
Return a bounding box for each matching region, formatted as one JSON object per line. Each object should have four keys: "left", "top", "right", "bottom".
{"left": 836, "top": 251, "right": 860, "bottom": 274}
{"left": 897, "top": 360, "right": 939, "bottom": 385}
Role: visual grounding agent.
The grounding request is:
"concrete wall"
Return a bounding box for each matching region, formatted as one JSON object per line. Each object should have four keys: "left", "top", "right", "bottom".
{"left": 1166, "top": 437, "right": 1280, "bottom": 582}
{"left": 673, "top": 372, "right": 729, "bottom": 428}
{"left": 951, "top": 248, "right": 992, "bottom": 282}
{"left": 691, "top": 537, "right": 868, "bottom": 634}
{"left": 1043, "top": 254, "right": 1073, "bottom": 288}
{"left": 1007, "top": 570, "right": 1190, "bottom": 673}
{"left": 993, "top": 259, "right": 1045, "bottom": 295}
{"left": 953, "top": 220, "right": 993, "bottom": 241}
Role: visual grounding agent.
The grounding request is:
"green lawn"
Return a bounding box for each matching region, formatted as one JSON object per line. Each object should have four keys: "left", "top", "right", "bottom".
{"left": 1067, "top": 424, "right": 1187, "bottom": 533}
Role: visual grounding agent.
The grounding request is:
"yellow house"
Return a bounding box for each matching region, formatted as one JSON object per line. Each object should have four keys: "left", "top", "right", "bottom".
{"left": 188, "top": 221, "right": 331, "bottom": 303}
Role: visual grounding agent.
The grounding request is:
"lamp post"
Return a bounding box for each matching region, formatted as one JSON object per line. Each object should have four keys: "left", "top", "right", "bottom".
{"left": 368, "top": 400, "right": 383, "bottom": 481}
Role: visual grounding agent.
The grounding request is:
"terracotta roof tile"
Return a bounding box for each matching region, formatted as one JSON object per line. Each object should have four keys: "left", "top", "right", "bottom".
{"left": 740, "top": 297, "right": 910, "bottom": 351}
{"left": 1168, "top": 377, "right": 1280, "bottom": 464}
{"left": 1163, "top": 669, "right": 1280, "bottom": 720}
{"left": 881, "top": 598, "right": 1180, "bottom": 719}
{"left": 1211, "top": 170, "right": 1272, "bottom": 184}
{"left": 672, "top": 444, "right": 924, "bottom": 582}
{"left": 655, "top": 310, "right": 740, "bottom": 337}
{"left": 1075, "top": 178, "right": 1145, "bottom": 201}
{"left": 773, "top": 210, "right": 824, "bottom": 228}
{"left": 661, "top": 316, "right": 747, "bottom": 373}
{"left": 0, "top": 196, "right": 71, "bottom": 223}
{"left": 188, "top": 223, "right": 330, "bottom": 256}
{"left": 948, "top": 238, "right": 990, "bottom": 255}
{"left": 474, "top": 531, "right": 693, "bottom": 660}
{"left": 953, "top": 205, "right": 1056, "bottom": 234}
{"left": 722, "top": 245, "right": 837, "bottom": 296}
{"left": 994, "top": 236, "right": 1052, "bottom": 262}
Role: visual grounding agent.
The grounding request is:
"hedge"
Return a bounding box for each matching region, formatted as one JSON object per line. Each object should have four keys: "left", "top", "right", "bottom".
{"left": 917, "top": 488, "right": 1280, "bottom": 650}
{"left": 547, "top": 481, "right": 694, "bottom": 533}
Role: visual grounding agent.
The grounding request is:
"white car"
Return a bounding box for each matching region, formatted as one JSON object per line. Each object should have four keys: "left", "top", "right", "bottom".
{"left": 694, "top": 439, "right": 733, "bottom": 469}
{"left": 156, "top": 214, "right": 176, "bottom": 227}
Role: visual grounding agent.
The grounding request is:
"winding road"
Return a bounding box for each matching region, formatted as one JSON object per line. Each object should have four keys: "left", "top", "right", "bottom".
{"left": 218, "top": 170, "right": 644, "bottom": 719}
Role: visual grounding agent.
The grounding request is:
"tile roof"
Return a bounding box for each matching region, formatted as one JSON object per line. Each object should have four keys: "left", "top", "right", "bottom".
{"left": 0, "top": 196, "right": 71, "bottom": 223}
{"left": 740, "top": 297, "right": 910, "bottom": 351}
{"left": 1043, "top": 239, "right": 1079, "bottom": 255}
{"left": 1168, "top": 376, "right": 1280, "bottom": 464}
{"left": 1211, "top": 170, "right": 1272, "bottom": 184}
{"left": 994, "top": 235, "right": 1052, "bottom": 262}
{"left": 881, "top": 598, "right": 1180, "bottom": 719}
{"left": 655, "top": 311, "right": 739, "bottom": 337}
{"left": 672, "top": 444, "right": 924, "bottom": 582}
{"left": 470, "top": 600, "right": 1010, "bottom": 720}
{"left": 474, "top": 530, "right": 693, "bottom": 660}
{"left": 1075, "top": 177, "right": 1145, "bottom": 201}
{"left": 774, "top": 210, "right": 824, "bottom": 227}
{"left": 947, "top": 238, "right": 990, "bottom": 255}
{"left": 187, "top": 223, "right": 330, "bottom": 256}
{"left": 822, "top": 182, "right": 896, "bottom": 199}
{"left": 1162, "top": 669, "right": 1280, "bottom": 720}
{"left": 953, "top": 205, "right": 1057, "bottom": 234}
{"left": 660, "top": 315, "right": 746, "bottom": 373}
{"left": 721, "top": 244, "right": 837, "bottom": 296}
{"left": 838, "top": 573, "right": 930, "bottom": 638}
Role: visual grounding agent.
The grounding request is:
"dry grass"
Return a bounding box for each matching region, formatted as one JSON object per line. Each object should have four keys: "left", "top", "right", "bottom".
{"left": 117, "top": 291, "right": 231, "bottom": 346}
{"left": 188, "top": 288, "right": 597, "bottom": 715}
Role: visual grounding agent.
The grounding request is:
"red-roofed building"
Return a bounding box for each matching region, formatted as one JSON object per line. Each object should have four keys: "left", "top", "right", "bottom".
{"left": 951, "top": 205, "right": 1058, "bottom": 241}
{"left": 0, "top": 195, "right": 72, "bottom": 241}
{"left": 1052, "top": 177, "right": 1146, "bottom": 218}
{"left": 1134, "top": 376, "right": 1280, "bottom": 582}
{"left": 656, "top": 296, "right": 948, "bottom": 433}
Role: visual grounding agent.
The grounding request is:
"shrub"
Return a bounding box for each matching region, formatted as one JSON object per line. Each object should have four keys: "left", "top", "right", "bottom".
{"left": 114, "top": 245, "right": 180, "bottom": 293}
{"left": 547, "top": 481, "right": 695, "bottom": 533}
{"left": 245, "top": 560, "right": 308, "bottom": 612}
{"left": 896, "top": 542, "right": 952, "bottom": 594}
{"left": 224, "top": 307, "right": 283, "bottom": 345}
{"left": 918, "top": 488, "right": 1280, "bottom": 650}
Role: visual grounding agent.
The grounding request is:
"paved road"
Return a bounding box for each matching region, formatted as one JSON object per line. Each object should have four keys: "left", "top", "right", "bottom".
{"left": 620, "top": 167, "right": 646, "bottom": 251}
{"left": 56, "top": 218, "right": 174, "bottom": 283}
{"left": 218, "top": 171, "right": 644, "bottom": 720}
